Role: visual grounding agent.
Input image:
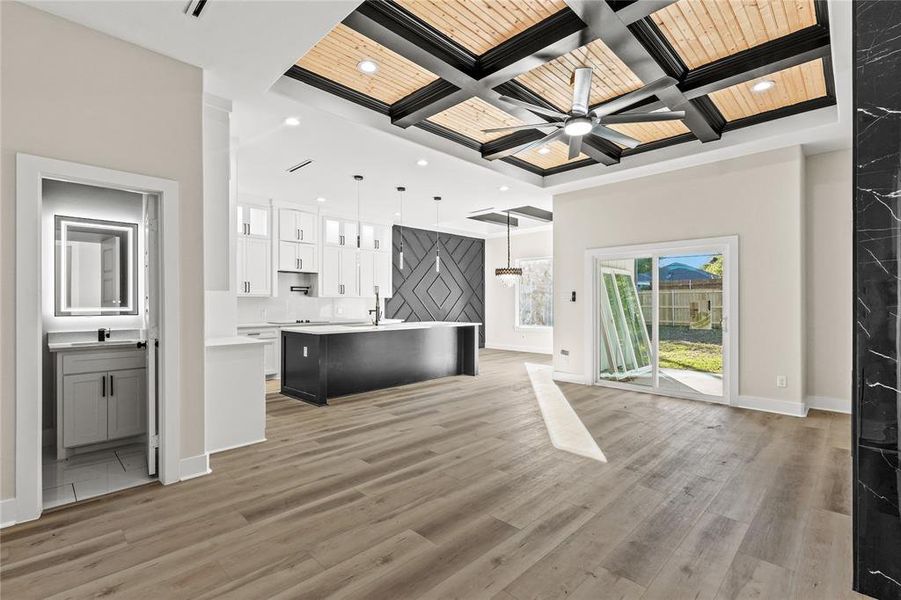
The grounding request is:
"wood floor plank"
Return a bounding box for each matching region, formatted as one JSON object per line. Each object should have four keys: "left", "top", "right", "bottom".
{"left": 0, "top": 350, "right": 858, "bottom": 600}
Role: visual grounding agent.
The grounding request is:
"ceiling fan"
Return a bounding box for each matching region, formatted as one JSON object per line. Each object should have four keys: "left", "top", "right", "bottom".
{"left": 482, "top": 67, "right": 686, "bottom": 160}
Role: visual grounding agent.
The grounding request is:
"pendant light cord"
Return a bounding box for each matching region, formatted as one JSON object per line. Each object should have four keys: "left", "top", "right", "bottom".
{"left": 506, "top": 211, "right": 512, "bottom": 268}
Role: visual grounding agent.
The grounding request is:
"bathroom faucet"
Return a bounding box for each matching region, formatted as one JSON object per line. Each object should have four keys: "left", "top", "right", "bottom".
{"left": 369, "top": 291, "right": 382, "bottom": 326}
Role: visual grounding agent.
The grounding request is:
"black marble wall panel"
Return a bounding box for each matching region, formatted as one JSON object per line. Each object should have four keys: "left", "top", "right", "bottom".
{"left": 854, "top": 3, "right": 901, "bottom": 598}
{"left": 387, "top": 226, "right": 485, "bottom": 347}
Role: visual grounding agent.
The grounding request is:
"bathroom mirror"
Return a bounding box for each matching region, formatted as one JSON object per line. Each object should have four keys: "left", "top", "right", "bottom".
{"left": 55, "top": 215, "right": 138, "bottom": 316}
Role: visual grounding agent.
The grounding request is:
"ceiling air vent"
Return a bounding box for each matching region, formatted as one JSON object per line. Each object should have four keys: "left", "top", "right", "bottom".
{"left": 184, "top": 0, "right": 208, "bottom": 18}
{"left": 286, "top": 159, "right": 313, "bottom": 173}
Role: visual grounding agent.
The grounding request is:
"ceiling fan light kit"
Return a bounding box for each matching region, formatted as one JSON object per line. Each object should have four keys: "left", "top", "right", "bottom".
{"left": 486, "top": 67, "right": 687, "bottom": 161}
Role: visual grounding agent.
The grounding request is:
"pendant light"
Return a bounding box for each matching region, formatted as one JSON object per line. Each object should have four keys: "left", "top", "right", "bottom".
{"left": 397, "top": 186, "right": 406, "bottom": 270}
{"left": 353, "top": 175, "right": 363, "bottom": 248}
{"left": 434, "top": 196, "right": 441, "bottom": 273}
{"left": 495, "top": 210, "right": 522, "bottom": 287}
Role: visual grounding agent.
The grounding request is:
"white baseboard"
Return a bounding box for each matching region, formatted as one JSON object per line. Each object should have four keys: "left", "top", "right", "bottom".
{"left": 736, "top": 395, "right": 808, "bottom": 417}
{"left": 806, "top": 395, "right": 851, "bottom": 414}
{"left": 179, "top": 453, "right": 211, "bottom": 481}
{"left": 1, "top": 497, "right": 17, "bottom": 528}
{"left": 208, "top": 438, "right": 266, "bottom": 455}
{"left": 485, "top": 343, "right": 553, "bottom": 355}
{"left": 552, "top": 371, "right": 589, "bottom": 385}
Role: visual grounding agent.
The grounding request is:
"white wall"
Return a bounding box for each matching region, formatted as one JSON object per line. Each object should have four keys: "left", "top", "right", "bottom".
{"left": 553, "top": 147, "right": 807, "bottom": 412}
{"left": 1, "top": 2, "right": 205, "bottom": 500}
{"left": 805, "top": 149, "right": 852, "bottom": 412}
{"left": 485, "top": 227, "right": 554, "bottom": 354}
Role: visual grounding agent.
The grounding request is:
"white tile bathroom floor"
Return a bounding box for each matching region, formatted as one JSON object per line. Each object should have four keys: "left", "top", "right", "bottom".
{"left": 41, "top": 443, "right": 155, "bottom": 509}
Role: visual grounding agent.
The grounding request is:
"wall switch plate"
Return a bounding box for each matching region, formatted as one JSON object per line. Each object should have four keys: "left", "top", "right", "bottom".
{"left": 776, "top": 375, "right": 787, "bottom": 388}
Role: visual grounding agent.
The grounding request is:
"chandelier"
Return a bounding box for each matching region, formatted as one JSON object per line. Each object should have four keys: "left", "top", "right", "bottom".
{"left": 495, "top": 210, "right": 521, "bottom": 287}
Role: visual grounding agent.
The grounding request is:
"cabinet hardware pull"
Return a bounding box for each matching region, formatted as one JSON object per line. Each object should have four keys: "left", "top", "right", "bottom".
{"left": 299, "top": 258, "right": 303, "bottom": 270}
{"left": 375, "top": 240, "right": 379, "bottom": 250}
{"left": 102, "top": 375, "right": 106, "bottom": 397}
{"left": 296, "top": 227, "right": 300, "bottom": 240}
{"left": 300, "top": 229, "right": 304, "bottom": 241}
{"left": 110, "top": 375, "right": 114, "bottom": 396}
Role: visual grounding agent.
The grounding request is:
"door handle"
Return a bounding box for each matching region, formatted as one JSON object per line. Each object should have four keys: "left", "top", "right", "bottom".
{"left": 102, "top": 374, "right": 106, "bottom": 397}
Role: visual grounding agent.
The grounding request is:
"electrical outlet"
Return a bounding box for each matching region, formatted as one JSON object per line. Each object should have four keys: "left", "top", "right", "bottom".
{"left": 776, "top": 375, "right": 787, "bottom": 388}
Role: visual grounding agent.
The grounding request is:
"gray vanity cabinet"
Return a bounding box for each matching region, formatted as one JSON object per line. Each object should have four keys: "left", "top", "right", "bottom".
{"left": 56, "top": 348, "right": 147, "bottom": 457}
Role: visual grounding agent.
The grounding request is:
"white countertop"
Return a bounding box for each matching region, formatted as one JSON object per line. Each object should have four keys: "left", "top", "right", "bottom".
{"left": 281, "top": 321, "right": 481, "bottom": 335}
{"left": 206, "top": 336, "right": 272, "bottom": 348}
{"left": 48, "top": 339, "right": 144, "bottom": 352}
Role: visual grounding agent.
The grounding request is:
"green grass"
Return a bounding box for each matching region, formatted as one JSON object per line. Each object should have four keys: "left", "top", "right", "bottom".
{"left": 658, "top": 340, "right": 722, "bottom": 374}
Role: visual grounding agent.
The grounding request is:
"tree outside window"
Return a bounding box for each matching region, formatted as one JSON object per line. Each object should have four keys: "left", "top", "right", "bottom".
{"left": 516, "top": 257, "right": 553, "bottom": 328}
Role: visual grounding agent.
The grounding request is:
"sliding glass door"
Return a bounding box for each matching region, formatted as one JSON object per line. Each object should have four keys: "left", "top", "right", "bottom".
{"left": 589, "top": 238, "right": 735, "bottom": 404}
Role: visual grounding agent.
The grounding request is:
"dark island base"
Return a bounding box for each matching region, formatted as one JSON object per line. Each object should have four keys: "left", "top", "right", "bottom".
{"left": 281, "top": 325, "right": 479, "bottom": 406}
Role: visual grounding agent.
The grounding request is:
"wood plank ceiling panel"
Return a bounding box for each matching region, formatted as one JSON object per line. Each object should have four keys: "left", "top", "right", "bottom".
{"left": 708, "top": 58, "right": 826, "bottom": 121}
{"left": 514, "top": 39, "right": 644, "bottom": 112}
{"left": 517, "top": 140, "right": 588, "bottom": 169}
{"left": 394, "top": 0, "right": 569, "bottom": 56}
{"left": 608, "top": 119, "right": 691, "bottom": 146}
{"left": 428, "top": 97, "right": 527, "bottom": 143}
{"left": 296, "top": 23, "right": 439, "bottom": 104}
{"left": 651, "top": 0, "right": 817, "bottom": 69}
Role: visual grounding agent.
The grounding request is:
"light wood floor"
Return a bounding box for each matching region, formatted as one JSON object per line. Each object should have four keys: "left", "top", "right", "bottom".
{"left": 1, "top": 350, "right": 864, "bottom": 599}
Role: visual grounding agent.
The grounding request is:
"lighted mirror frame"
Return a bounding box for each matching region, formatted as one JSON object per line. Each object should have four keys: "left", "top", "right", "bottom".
{"left": 54, "top": 215, "right": 138, "bottom": 317}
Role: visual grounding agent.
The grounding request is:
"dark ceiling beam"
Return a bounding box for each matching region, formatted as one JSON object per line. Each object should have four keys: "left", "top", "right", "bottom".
{"left": 611, "top": 0, "right": 680, "bottom": 26}
{"left": 564, "top": 0, "right": 721, "bottom": 143}
{"left": 481, "top": 129, "right": 549, "bottom": 161}
{"left": 679, "top": 26, "right": 832, "bottom": 99}
{"left": 391, "top": 81, "right": 467, "bottom": 128}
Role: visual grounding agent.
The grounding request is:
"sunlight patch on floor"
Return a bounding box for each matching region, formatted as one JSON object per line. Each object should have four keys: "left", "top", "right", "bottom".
{"left": 525, "top": 363, "right": 607, "bottom": 463}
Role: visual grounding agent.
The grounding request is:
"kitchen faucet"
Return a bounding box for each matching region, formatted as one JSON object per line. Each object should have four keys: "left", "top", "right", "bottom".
{"left": 369, "top": 290, "right": 382, "bottom": 326}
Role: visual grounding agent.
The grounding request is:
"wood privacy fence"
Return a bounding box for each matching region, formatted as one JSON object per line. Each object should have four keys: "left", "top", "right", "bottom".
{"left": 638, "top": 289, "right": 723, "bottom": 328}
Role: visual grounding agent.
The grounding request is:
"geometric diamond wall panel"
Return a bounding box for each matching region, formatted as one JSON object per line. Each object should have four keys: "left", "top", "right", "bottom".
{"left": 387, "top": 226, "right": 485, "bottom": 347}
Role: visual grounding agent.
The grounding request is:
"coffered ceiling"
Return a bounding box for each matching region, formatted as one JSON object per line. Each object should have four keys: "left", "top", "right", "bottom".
{"left": 287, "top": 0, "right": 835, "bottom": 178}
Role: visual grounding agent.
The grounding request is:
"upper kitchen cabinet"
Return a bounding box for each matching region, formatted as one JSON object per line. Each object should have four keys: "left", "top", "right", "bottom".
{"left": 236, "top": 202, "right": 269, "bottom": 238}
{"left": 237, "top": 236, "right": 271, "bottom": 296}
{"left": 278, "top": 209, "right": 316, "bottom": 244}
{"left": 360, "top": 223, "right": 390, "bottom": 252}
{"left": 278, "top": 241, "right": 317, "bottom": 273}
{"left": 323, "top": 217, "right": 358, "bottom": 247}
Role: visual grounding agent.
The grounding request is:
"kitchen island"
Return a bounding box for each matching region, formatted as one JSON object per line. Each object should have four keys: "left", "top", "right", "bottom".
{"left": 280, "top": 321, "right": 480, "bottom": 405}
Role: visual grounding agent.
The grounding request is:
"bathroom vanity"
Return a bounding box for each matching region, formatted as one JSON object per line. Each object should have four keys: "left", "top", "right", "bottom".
{"left": 48, "top": 333, "right": 147, "bottom": 460}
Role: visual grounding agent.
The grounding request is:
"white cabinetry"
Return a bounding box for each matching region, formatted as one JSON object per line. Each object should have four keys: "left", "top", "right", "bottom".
{"left": 322, "top": 245, "right": 358, "bottom": 297}
{"left": 278, "top": 241, "right": 317, "bottom": 273}
{"left": 240, "top": 327, "right": 279, "bottom": 377}
{"left": 321, "top": 218, "right": 392, "bottom": 298}
{"left": 56, "top": 348, "right": 147, "bottom": 454}
{"left": 324, "top": 218, "right": 358, "bottom": 247}
{"left": 237, "top": 202, "right": 271, "bottom": 296}
{"left": 279, "top": 209, "right": 316, "bottom": 243}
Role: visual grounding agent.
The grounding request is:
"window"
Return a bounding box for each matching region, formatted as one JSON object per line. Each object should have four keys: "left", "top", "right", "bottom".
{"left": 517, "top": 257, "right": 554, "bottom": 327}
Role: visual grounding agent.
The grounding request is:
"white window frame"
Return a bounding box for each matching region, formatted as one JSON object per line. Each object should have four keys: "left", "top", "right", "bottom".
{"left": 583, "top": 236, "right": 739, "bottom": 406}
{"left": 515, "top": 256, "right": 554, "bottom": 330}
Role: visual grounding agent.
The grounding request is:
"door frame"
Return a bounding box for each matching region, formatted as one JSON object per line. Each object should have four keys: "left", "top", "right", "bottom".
{"left": 15, "top": 154, "right": 182, "bottom": 524}
{"left": 583, "top": 235, "right": 739, "bottom": 405}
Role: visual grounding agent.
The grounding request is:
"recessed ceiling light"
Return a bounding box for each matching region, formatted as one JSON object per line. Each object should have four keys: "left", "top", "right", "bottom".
{"left": 394, "top": 212, "right": 401, "bottom": 217}
{"left": 284, "top": 116, "right": 300, "bottom": 127}
{"left": 417, "top": 158, "right": 428, "bottom": 167}
{"left": 538, "top": 146, "right": 551, "bottom": 155}
{"left": 316, "top": 196, "right": 326, "bottom": 203}
{"left": 499, "top": 185, "right": 509, "bottom": 192}
{"left": 751, "top": 79, "right": 776, "bottom": 93}
{"left": 357, "top": 59, "right": 379, "bottom": 74}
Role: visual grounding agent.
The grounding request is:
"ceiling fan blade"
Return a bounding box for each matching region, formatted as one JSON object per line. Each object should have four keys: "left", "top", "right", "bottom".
{"left": 590, "top": 125, "right": 641, "bottom": 149}
{"left": 498, "top": 96, "right": 568, "bottom": 119}
{"left": 481, "top": 123, "right": 562, "bottom": 134}
{"left": 567, "top": 134, "right": 583, "bottom": 160}
{"left": 484, "top": 128, "right": 565, "bottom": 161}
{"left": 598, "top": 110, "right": 686, "bottom": 125}
{"left": 571, "top": 67, "right": 592, "bottom": 116}
{"left": 590, "top": 76, "right": 678, "bottom": 119}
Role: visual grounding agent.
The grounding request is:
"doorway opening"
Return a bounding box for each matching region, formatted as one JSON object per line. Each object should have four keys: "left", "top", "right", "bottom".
{"left": 41, "top": 180, "right": 160, "bottom": 509}
{"left": 15, "top": 154, "right": 181, "bottom": 525}
{"left": 585, "top": 237, "right": 738, "bottom": 405}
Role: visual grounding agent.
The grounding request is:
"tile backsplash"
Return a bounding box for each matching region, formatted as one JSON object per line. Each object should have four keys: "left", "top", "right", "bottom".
{"left": 237, "top": 273, "right": 380, "bottom": 324}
